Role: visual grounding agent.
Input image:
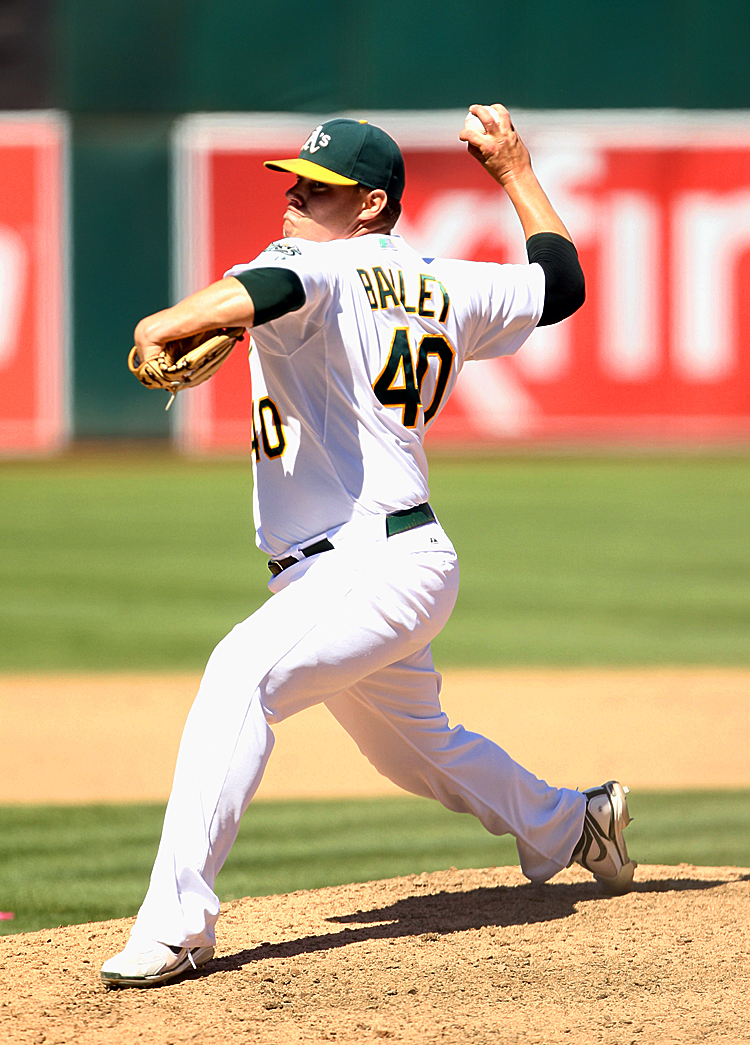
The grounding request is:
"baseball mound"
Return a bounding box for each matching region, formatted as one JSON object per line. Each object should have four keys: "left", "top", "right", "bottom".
{"left": 2, "top": 863, "right": 749, "bottom": 1045}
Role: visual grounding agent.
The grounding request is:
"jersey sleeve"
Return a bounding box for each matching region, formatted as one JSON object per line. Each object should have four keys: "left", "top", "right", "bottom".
{"left": 455, "top": 259, "right": 546, "bottom": 361}
{"left": 224, "top": 239, "right": 336, "bottom": 330}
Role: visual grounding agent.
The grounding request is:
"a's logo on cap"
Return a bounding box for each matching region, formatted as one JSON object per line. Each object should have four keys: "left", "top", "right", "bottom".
{"left": 301, "top": 125, "right": 332, "bottom": 154}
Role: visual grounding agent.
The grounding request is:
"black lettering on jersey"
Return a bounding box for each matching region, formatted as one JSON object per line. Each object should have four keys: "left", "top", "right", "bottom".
{"left": 417, "top": 334, "right": 456, "bottom": 424}
{"left": 396, "top": 269, "right": 417, "bottom": 313}
{"left": 357, "top": 268, "right": 378, "bottom": 310}
{"left": 358, "top": 266, "right": 450, "bottom": 321}
{"left": 418, "top": 275, "right": 436, "bottom": 317}
{"left": 372, "top": 266, "right": 401, "bottom": 310}
{"left": 257, "top": 397, "right": 286, "bottom": 459}
{"left": 250, "top": 409, "right": 261, "bottom": 463}
{"left": 437, "top": 281, "right": 451, "bottom": 322}
{"left": 372, "top": 327, "right": 420, "bottom": 428}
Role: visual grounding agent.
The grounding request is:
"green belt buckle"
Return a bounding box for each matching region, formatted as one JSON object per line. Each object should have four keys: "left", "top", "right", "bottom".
{"left": 385, "top": 503, "right": 435, "bottom": 538}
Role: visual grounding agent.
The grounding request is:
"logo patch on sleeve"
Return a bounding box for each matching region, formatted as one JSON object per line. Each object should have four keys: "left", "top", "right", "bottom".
{"left": 264, "top": 241, "right": 302, "bottom": 257}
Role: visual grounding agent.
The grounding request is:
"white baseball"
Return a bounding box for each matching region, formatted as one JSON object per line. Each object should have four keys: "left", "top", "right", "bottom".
{"left": 464, "top": 111, "right": 485, "bottom": 134}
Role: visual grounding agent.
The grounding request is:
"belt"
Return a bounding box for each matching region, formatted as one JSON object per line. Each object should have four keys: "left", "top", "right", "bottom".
{"left": 267, "top": 538, "right": 334, "bottom": 577}
{"left": 267, "top": 502, "right": 436, "bottom": 577}
{"left": 384, "top": 501, "right": 435, "bottom": 537}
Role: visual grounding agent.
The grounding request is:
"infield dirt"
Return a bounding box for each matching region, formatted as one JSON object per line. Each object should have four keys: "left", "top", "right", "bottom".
{"left": 3, "top": 668, "right": 750, "bottom": 803}
{"left": 2, "top": 863, "right": 749, "bottom": 1045}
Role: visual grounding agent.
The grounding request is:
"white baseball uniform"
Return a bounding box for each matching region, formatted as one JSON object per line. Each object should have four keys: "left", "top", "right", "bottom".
{"left": 132, "top": 233, "right": 586, "bottom": 949}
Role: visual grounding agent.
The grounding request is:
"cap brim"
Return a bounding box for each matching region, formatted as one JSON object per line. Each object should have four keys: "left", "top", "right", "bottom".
{"left": 263, "top": 157, "right": 358, "bottom": 185}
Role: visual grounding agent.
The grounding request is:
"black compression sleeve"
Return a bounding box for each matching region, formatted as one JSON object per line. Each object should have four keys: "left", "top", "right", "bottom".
{"left": 232, "top": 267, "right": 306, "bottom": 326}
{"left": 526, "top": 232, "right": 585, "bottom": 326}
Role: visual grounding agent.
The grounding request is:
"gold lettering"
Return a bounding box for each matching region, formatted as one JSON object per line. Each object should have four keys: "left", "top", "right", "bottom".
{"left": 397, "top": 270, "right": 416, "bottom": 313}
{"left": 373, "top": 266, "right": 401, "bottom": 310}
{"left": 418, "top": 274, "right": 435, "bottom": 317}
{"left": 357, "top": 268, "right": 378, "bottom": 310}
{"left": 438, "top": 281, "right": 450, "bottom": 322}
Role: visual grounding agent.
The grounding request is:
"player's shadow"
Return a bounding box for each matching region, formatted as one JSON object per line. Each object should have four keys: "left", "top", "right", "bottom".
{"left": 211, "top": 873, "right": 735, "bottom": 976}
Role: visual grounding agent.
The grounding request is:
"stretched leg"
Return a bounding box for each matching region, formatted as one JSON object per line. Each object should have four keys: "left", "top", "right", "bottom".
{"left": 132, "top": 584, "right": 317, "bottom": 948}
{"left": 325, "top": 647, "right": 586, "bottom": 883}
{"left": 132, "top": 524, "right": 460, "bottom": 948}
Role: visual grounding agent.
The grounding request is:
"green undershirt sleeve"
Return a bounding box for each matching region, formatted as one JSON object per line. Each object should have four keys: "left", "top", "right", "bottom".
{"left": 526, "top": 233, "right": 585, "bottom": 326}
{"left": 232, "top": 267, "right": 306, "bottom": 326}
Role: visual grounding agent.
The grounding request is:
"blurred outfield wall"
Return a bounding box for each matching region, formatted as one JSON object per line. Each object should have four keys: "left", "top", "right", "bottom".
{"left": 174, "top": 110, "right": 750, "bottom": 452}
{"left": 1, "top": 0, "right": 750, "bottom": 444}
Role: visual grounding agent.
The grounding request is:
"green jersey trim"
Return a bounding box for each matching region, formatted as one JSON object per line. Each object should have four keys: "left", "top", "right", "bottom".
{"left": 234, "top": 267, "right": 306, "bottom": 326}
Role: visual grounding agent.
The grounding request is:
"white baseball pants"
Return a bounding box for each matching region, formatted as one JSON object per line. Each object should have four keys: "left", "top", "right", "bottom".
{"left": 132, "top": 518, "right": 586, "bottom": 948}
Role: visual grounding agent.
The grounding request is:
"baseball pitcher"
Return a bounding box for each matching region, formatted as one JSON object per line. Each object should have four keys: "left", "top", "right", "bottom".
{"left": 103, "top": 105, "right": 635, "bottom": 987}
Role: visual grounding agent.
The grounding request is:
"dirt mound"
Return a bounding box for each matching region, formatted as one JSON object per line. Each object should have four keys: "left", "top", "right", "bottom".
{"left": 2, "top": 864, "right": 749, "bottom": 1044}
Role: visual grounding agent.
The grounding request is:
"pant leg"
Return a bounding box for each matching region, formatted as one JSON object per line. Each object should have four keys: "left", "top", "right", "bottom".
{"left": 133, "top": 523, "right": 459, "bottom": 947}
{"left": 132, "top": 573, "right": 326, "bottom": 947}
{"left": 325, "top": 648, "right": 586, "bottom": 883}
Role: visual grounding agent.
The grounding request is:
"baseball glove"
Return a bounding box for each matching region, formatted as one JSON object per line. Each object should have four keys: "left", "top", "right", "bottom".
{"left": 127, "top": 327, "right": 246, "bottom": 410}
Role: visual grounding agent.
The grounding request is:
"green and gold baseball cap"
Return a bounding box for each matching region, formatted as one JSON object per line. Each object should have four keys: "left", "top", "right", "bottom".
{"left": 264, "top": 119, "right": 405, "bottom": 201}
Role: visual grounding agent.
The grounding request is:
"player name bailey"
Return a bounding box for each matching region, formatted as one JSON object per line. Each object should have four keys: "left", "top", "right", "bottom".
{"left": 357, "top": 266, "right": 450, "bottom": 322}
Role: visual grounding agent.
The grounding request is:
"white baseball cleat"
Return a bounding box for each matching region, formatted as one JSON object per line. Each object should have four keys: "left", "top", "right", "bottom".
{"left": 100, "top": 937, "right": 214, "bottom": 987}
{"left": 569, "top": 780, "right": 636, "bottom": 895}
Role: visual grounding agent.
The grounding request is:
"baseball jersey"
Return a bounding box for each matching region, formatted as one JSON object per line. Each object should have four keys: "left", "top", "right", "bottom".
{"left": 225, "top": 234, "right": 545, "bottom": 557}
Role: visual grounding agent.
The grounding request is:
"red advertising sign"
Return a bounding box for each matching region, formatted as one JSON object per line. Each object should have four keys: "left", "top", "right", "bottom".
{"left": 0, "top": 113, "right": 68, "bottom": 454}
{"left": 173, "top": 112, "right": 750, "bottom": 451}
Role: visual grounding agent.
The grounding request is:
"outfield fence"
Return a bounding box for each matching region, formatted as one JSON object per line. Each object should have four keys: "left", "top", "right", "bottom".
{"left": 4, "top": 110, "right": 750, "bottom": 454}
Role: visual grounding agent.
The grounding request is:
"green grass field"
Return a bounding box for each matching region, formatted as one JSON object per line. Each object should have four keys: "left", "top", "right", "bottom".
{"left": 1, "top": 451, "right": 749, "bottom": 669}
{"left": 1, "top": 450, "right": 749, "bottom": 937}
{"left": 1, "top": 790, "right": 748, "bottom": 937}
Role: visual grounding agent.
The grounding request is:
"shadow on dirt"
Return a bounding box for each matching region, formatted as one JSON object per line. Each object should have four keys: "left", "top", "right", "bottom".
{"left": 211, "top": 873, "right": 732, "bottom": 974}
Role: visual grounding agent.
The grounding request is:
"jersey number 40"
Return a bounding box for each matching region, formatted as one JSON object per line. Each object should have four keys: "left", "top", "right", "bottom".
{"left": 251, "top": 396, "right": 286, "bottom": 462}
{"left": 372, "top": 328, "right": 455, "bottom": 428}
